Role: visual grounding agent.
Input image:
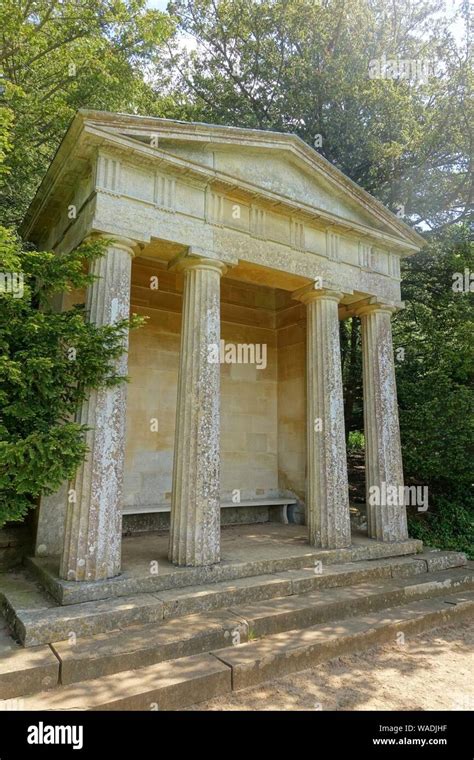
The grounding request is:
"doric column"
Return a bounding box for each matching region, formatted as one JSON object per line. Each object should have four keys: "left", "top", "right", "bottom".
{"left": 356, "top": 299, "right": 408, "bottom": 542}
{"left": 169, "top": 256, "right": 227, "bottom": 566}
{"left": 293, "top": 284, "right": 351, "bottom": 549}
{"left": 60, "top": 236, "right": 137, "bottom": 581}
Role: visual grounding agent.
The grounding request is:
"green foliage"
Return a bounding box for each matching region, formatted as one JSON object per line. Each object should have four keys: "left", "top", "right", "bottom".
{"left": 0, "top": 230, "right": 144, "bottom": 527}
{"left": 409, "top": 492, "right": 474, "bottom": 560}
{"left": 0, "top": 2, "right": 163, "bottom": 526}
{"left": 394, "top": 225, "right": 474, "bottom": 556}
{"left": 347, "top": 430, "right": 365, "bottom": 454}
{"left": 0, "top": 0, "right": 175, "bottom": 225}
{"left": 340, "top": 317, "right": 363, "bottom": 440}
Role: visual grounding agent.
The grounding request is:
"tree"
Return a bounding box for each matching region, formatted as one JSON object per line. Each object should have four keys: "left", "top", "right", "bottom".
{"left": 0, "top": 229, "right": 144, "bottom": 527}
{"left": 0, "top": 0, "right": 175, "bottom": 225}
{"left": 162, "top": 0, "right": 471, "bottom": 228}
{"left": 394, "top": 225, "right": 473, "bottom": 555}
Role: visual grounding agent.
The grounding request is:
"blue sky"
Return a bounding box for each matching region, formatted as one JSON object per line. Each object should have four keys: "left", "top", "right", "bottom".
{"left": 146, "top": 0, "right": 169, "bottom": 9}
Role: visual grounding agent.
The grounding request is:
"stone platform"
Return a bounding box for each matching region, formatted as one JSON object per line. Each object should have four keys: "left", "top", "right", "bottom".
{"left": 0, "top": 534, "right": 471, "bottom": 708}
{"left": 26, "top": 524, "right": 422, "bottom": 605}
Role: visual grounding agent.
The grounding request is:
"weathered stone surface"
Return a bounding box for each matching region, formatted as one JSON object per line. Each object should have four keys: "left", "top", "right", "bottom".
{"left": 413, "top": 550, "right": 467, "bottom": 572}
{"left": 213, "top": 593, "right": 474, "bottom": 690}
{"left": 398, "top": 568, "right": 474, "bottom": 598}
{"left": 35, "top": 482, "right": 68, "bottom": 558}
{"left": 10, "top": 547, "right": 471, "bottom": 654}
{"left": 24, "top": 527, "right": 423, "bottom": 605}
{"left": 16, "top": 567, "right": 470, "bottom": 690}
{"left": 23, "top": 113, "right": 426, "bottom": 580}
{"left": 282, "top": 554, "right": 431, "bottom": 595}
{"left": 156, "top": 574, "right": 292, "bottom": 619}
{"left": 169, "top": 257, "right": 227, "bottom": 567}
{"left": 384, "top": 556, "right": 431, "bottom": 578}
{"left": 51, "top": 610, "right": 247, "bottom": 685}
{"left": 16, "top": 653, "right": 231, "bottom": 711}
{"left": 0, "top": 612, "right": 59, "bottom": 699}
{"left": 13, "top": 594, "right": 163, "bottom": 647}
{"left": 0, "top": 571, "right": 55, "bottom": 613}
{"left": 10, "top": 590, "right": 472, "bottom": 708}
{"left": 357, "top": 301, "right": 408, "bottom": 542}
{"left": 230, "top": 583, "right": 397, "bottom": 637}
{"left": 60, "top": 237, "right": 137, "bottom": 582}
{"left": 276, "top": 562, "right": 393, "bottom": 595}
{"left": 294, "top": 286, "right": 351, "bottom": 549}
{"left": 230, "top": 569, "right": 474, "bottom": 637}
{"left": 349, "top": 537, "right": 423, "bottom": 561}
{"left": 0, "top": 646, "right": 59, "bottom": 699}
{"left": 52, "top": 610, "right": 247, "bottom": 685}
{"left": 2, "top": 553, "right": 472, "bottom": 708}
{"left": 122, "top": 504, "right": 275, "bottom": 535}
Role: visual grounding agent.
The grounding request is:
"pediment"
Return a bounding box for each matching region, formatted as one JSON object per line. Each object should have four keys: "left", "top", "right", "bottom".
{"left": 91, "top": 115, "right": 422, "bottom": 249}
{"left": 22, "top": 110, "right": 424, "bottom": 253}
{"left": 166, "top": 143, "right": 386, "bottom": 230}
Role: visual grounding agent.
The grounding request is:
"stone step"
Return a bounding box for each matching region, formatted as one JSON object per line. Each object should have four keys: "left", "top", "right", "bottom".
{"left": 213, "top": 592, "right": 474, "bottom": 691}
{"left": 2, "top": 551, "right": 467, "bottom": 647}
{"left": 228, "top": 567, "right": 474, "bottom": 638}
{"left": 0, "top": 612, "right": 59, "bottom": 700}
{"left": 136, "top": 552, "right": 466, "bottom": 621}
{"left": 25, "top": 536, "right": 424, "bottom": 605}
{"left": 0, "top": 645, "right": 59, "bottom": 700}
{"left": 10, "top": 590, "right": 474, "bottom": 710}
{"left": 15, "top": 652, "right": 232, "bottom": 711}
{"left": 5, "top": 592, "right": 164, "bottom": 648}
{"left": 15, "top": 565, "right": 474, "bottom": 690}
{"left": 52, "top": 609, "right": 248, "bottom": 686}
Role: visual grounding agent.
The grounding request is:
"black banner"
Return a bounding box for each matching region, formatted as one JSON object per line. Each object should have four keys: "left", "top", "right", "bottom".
{"left": 0, "top": 710, "right": 470, "bottom": 758}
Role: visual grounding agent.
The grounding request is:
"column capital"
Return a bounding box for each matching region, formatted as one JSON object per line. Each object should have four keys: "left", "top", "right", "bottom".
{"left": 168, "top": 252, "right": 228, "bottom": 277}
{"left": 86, "top": 233, "right": 140, "bottom": 257}
{"left": 292, "top": 280, "right": 351, "bottom": 305}
{"left": 354, "top": 297, "right": 405, "bottom": 317}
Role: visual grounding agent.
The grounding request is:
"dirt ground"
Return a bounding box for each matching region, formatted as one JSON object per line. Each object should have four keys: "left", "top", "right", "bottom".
{"left": 188, "top": 622, "right": 474, "bottom": 711}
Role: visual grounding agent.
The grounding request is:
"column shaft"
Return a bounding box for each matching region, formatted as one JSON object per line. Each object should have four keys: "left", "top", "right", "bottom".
{"left": 60, "top": 238, "right": 135, "bottom": 581}
{"left": 360, "top": 306, "right": 408, "bottom": 542}
{"left": 302, "top": 290, "right": 351, "bottom": 548}
{"left": 169, "top": 258, "right": 226, "bottom": 566}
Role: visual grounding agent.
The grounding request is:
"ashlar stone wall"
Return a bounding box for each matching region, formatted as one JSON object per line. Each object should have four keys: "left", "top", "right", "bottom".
{"left": 122, "top": 256, "right": 307, "bottom": 527}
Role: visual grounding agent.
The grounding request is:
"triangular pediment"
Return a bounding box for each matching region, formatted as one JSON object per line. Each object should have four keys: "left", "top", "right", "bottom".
{"left": 22, "top": 110, "right": 424, "bottom": 252}
{"left": 160, "top": 141, "right": 386, "bottom": 231}
{"left": 87, "top": 113, "right": 422, "bottom": 249}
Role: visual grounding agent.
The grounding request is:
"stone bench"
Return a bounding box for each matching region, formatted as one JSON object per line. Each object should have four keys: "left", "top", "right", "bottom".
{"left": 122, "top": 498, "right": 297, "bottom": 525}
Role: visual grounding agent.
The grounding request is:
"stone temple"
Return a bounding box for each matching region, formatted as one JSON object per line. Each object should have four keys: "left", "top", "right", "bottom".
{"left": 22, "top": 109, "right": 426, "bottom": 580}
{"left": 2, "top": 111, "right": 471, "bottom": 711}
